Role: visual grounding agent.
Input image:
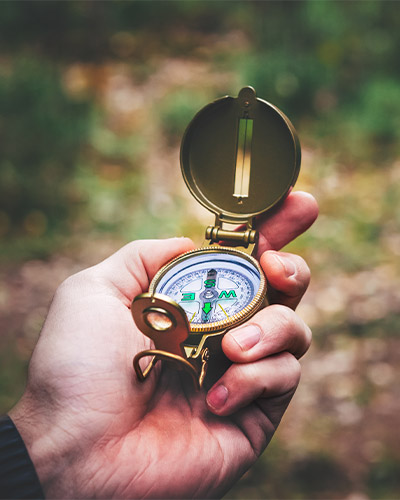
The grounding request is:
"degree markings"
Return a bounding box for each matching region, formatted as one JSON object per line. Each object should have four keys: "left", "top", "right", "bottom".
{"left": 164, "top": 267, "right": 253, "bottom": 324}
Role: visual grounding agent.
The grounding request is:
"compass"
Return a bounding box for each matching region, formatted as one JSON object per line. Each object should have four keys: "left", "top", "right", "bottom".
{"left": 150, "top": 247, "right": 265, "bottom": 331}
{"left": 131, "top": 87, "right": 301, "bottom": 388}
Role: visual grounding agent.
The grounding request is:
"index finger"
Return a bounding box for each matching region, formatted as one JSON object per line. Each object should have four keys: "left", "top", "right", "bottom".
{"left": 255, "top": 191, "right": 318, "bottom": 257}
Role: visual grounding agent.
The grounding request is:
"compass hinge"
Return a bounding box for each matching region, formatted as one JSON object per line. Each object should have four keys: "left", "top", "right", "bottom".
{"left": 205, "top": 225, "right": 258, "bottom": 245}
{"left": 203, "top": 215, "right": 258, "bottom": 254}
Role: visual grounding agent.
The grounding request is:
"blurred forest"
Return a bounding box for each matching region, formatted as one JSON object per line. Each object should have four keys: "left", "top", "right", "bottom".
{"left": 0, "top": 1, "right": 399, "bottom": 498}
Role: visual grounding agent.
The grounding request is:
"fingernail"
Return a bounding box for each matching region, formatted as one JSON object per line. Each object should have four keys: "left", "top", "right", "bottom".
{"left": 207, "top": 385, "right": 228, "bottom": 410}
{"left": 274, "top": 253, "right": 296, "bottom": 278}
{"left": 230, "top": 324, "right": 261, "bottom": 351}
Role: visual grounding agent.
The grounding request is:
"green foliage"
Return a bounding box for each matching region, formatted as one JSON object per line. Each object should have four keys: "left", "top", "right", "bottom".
{"left": 0, "top": 58, "right": 92, "bottom": 240}
{"left": 367, "top": 456, "right": 400, "bottom": 499}
{"left": 237, "top": 50, "right": 326, "bottom": 118}
{"left": 229, "top": 440, "right": 352, "bottom": 499}
{"left": 232, "top": 0, "right": 400, "bottom": 163}
{"left": 285, "top": 454, "right": 352, "bottom": 499}
{"left": 159, "top": 89, "right": 210, "bottom": 141}
{"left": 0, "top": 1, "right": 238, "bottom": 62}
{"left": 357, "top": 79, "right": 400, "bottom": 140}
{"left": 0, "top": 340, "right": 28, "bottom": 411}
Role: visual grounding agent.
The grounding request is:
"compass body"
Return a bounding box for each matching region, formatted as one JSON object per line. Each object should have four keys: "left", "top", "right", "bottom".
{"left": 131, "top": 87, "right": 301, "bottom": 388}
{"left": 149, "top": 247, "right": 266, "bottom": 334}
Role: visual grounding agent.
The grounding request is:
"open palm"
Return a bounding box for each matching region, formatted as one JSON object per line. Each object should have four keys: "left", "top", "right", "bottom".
{"left": 11, "top": 192, "right": 318, "bottom": 499}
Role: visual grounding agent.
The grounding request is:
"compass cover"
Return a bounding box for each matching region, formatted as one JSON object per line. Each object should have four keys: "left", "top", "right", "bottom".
{"left": 180, "top": 87, "right": 301, "bottom": 221}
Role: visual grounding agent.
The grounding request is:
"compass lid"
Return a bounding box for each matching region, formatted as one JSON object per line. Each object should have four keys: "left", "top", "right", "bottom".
{"left": 180, "top": 87, "right": 301, "bottom": 223}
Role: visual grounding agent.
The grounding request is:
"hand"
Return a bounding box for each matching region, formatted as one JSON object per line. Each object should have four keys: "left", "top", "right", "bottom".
{"left": 10, "top": 191, "right": 318, "bottom": 499}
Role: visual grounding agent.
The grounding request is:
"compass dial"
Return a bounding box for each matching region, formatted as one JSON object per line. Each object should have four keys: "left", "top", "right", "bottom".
{"left": 150, "top": 248, "right": 266, "bottom": 332}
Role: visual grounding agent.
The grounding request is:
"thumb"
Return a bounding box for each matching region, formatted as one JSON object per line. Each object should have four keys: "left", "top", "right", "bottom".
{"left": 92, "top": 237, "right": 195, "bottom": 301}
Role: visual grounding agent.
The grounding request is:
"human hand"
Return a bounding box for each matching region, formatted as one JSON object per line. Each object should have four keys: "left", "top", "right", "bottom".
{"left": 10, "top": 191, "right": 318, "bottom": 499}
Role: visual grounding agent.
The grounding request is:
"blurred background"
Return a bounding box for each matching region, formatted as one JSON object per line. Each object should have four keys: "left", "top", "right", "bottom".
{"left": 0, "top": 1, "right": 399, "bottom": 498}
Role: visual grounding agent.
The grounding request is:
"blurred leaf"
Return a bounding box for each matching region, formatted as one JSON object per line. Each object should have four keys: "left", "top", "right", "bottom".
{"left": 0, "top": 57, "right": 92, "bottom": 236}
{"left": 159, "top": 89, "right": 209, "bottom": 141}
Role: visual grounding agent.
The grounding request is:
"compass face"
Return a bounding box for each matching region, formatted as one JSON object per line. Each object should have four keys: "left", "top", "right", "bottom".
{"left": 151, "top": 250, "right": 263, "bottom": 329}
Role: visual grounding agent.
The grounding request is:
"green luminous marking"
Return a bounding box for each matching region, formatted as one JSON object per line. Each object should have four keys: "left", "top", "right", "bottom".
{"left": 234, "top": 118, "right": 253, "bottom": 199}
{"left": 202, "top": 302, "right": 212, "bottom": 314}
{"left": 204, "top": 279, "right": 216, "bottom": 288}
{"left": 182, "top": 292, "right": 195, "bottom": 301}
{"left": 218, "top": 290, "right": 237, "bottom": 299}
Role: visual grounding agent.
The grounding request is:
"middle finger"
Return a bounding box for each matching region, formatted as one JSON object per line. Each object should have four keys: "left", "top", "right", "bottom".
{"left": 222, "top": 304, "right": 312, "bottom": 363}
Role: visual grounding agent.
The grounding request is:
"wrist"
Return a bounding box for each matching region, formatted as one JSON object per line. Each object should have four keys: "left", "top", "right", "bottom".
{"left": 0, "top": 414, "right": 44, "bottom": 499}
{"left": 9, "top": 395, "right": 77, "bottom": 498}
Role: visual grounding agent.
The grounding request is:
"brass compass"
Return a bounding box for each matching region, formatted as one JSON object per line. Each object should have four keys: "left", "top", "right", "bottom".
{"left": 131, "top": 87, "right": 301, "bottom": 388}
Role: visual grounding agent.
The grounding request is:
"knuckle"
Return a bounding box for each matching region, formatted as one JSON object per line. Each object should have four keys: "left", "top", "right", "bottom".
{"left": 280, "top": 352, "right": 301, "bottom": 387}
{"left": 59, "top": 271, "right": 86, "bottom": 290}
{"left": 234, "top": 361, "right": 259, "bottom": 385}
{"left": 259, "top": 305, "right": 312, "bottom": 358}
{"left": 54, "top": 269, "right": 94, "bottom": 299}
{"left": 269, "top": 304, "right": 298, "bottom": 332}
{"left": 296, "top": 319, "right": 313, "bottom": 358}
{"left": 304, "top": 323, "right": 313, "bottom": 348}
{"left": 280, "top": 253, "right": 311, "bottom": 296}
{"left": 295, "top": 255, "right": 311, "bottom": 284}
{"left": 55, "top": 274, "right": 78, "bottom": 296}
{"left": 260, "top": 304, "right": 299, "bottom": 347}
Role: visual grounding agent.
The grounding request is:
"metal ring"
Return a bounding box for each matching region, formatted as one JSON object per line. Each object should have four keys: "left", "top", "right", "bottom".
{"left": 133, "top": 349, "right": 201, "bottom": 390}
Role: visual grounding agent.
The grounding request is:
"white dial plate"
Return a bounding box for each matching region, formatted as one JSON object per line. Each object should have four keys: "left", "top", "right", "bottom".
{"left": 154, "top": 252, "right": 261, "bottom": 325}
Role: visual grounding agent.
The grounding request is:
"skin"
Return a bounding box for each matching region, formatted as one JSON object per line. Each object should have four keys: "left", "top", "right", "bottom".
{"left": 10, "top": 191, "right": 318, "bottom": 499}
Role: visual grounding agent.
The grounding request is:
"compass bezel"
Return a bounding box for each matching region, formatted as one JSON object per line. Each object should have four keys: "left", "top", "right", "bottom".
{"left": 149, "top": 246, "right": 267, "bottom": 334}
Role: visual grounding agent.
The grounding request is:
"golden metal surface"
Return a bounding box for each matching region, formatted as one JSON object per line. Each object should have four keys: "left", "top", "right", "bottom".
{"left": 132, "top": 87, "right": 300, "bottom": 387}
{"left": 205, "top": 225, "right": 257, "bottom": 245}
{"left": 198, "top": 348, "right": 210, "bottom": 388}
{"left": 133, "top": 349, "right": 201, "bottom": 389}
{"left": 131, "top": 294, "right": 210, "bottom": 389}
{"left": 131, "top": 293, "right": 189, "bottom": 357}
{"left": 180, "top": 86, "right": 301, "bottom": 229}
{"left": 203, "top": 212, "right": 257, "bottom": 252}
{"left": 144, "top": 307, "right": 176, "bottom": 331}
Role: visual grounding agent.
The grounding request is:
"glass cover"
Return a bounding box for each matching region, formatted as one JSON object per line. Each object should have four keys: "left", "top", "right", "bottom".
{"left": 154, "top": 252, "right": 261, "bottom": 325}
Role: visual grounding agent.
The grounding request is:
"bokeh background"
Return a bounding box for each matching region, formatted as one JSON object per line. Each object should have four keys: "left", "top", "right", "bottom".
{"left": 1, "top": 1, "right": 399, "bottom": 498}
